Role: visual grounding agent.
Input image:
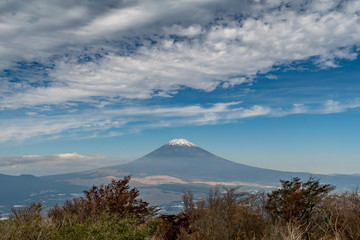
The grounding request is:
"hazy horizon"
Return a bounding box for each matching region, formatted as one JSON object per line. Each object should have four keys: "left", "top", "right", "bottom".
{"left": 1, "top": 0, "right": 360, "bottom": 176}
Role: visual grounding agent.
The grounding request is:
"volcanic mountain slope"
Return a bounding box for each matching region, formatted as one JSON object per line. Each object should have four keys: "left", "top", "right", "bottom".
{"left": 45, "top": 139, "right": 360, "bottom": 190}
{"left": 116, "top": 138, "right": 302, "bottom": 184}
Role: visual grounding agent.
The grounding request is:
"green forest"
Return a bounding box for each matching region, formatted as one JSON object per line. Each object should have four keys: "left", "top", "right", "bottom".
{"left": 1, "top": 176, "right": 359, "bottom": 240}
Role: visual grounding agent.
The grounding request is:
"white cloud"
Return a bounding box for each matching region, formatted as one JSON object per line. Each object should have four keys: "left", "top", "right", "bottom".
{"left": 1, "top": 0, "right": 360, "bottom": 110}
{"left": 324, "top": 100, "right": 342, "bottom": 113}
{"left": 76, "top": 4, "right": 156, "bottom": 36}
{"left": 311, "top": 0, "right": 341, "bottom": 12}
{"left": 0, "top": 0, "right": 360, "bottom": 142}
{"left": 265, "top": 74, "right": 278, "bottom": 80}
{"left": 0, "top": 113, "right": 126, "bottom": 143}
{"left": 0, "top": 153, "right": 124, "bottom": 176}
{"left": 323, "top": 99, "right": 360, "bottom": 114}
{"left": 291, "top": 104, "right": 308, "bottom": 114}
{"left": 163, "top": 24, "right": 203, "bottom": 37}
{"left": 12, "top": 153, "right": 107, "bottom": 164}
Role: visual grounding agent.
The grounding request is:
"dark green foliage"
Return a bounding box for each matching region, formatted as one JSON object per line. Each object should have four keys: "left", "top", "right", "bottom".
{"left": 0, "top": 213, "right": 162, "bottom": 240}
{"left": 53, "top": 215, "right": 163, "bottom": 240}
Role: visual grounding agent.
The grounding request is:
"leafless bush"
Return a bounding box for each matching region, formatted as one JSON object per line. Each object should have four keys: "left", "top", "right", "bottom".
{"left": 317, "top": 191, "right": 360, "bottom": 239}
{"left": 179, "top": 187, "right": 267, "bottom": 240}
{"left": 0, "top": 203, "right": 55, "bottom": 240}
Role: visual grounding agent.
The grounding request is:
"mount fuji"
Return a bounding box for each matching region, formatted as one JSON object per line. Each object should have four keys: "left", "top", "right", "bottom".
{"left": 113, "top": 138, "right": 297, "bottom": 184}
{"left": 45, "top": 138, "right": 360, "bottom": 190}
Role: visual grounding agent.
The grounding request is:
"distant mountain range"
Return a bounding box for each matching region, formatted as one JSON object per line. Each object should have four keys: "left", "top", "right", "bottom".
{"left": 1, "top": 138, "right": 360, "bottom": 215}
{"left": 0, "top": 173, "right": 84, "bottom": 216}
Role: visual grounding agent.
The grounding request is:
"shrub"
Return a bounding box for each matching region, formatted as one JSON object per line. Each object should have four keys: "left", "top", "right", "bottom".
{"left": 0, "top": 203, "right": 55, "bottom": 240}
{"left": 265, "top": 177, "right": 335, "bottom": 239}
{"left": 265, "top": 177, "right": 335, "bottom": 223}
{"left": 48, "top": 176, "right": 158, "bottom": 226}
{"left": 159, "top": 213, "right": 192, "bottom": 240}
{"left": 179, "top": 187, "right": 267, "bottom": 240}
{"left": 317, "top": 191, "right": 360, "bottom": 239}
{"left": 10, "top": 202, "right": 42, "bottom": 223}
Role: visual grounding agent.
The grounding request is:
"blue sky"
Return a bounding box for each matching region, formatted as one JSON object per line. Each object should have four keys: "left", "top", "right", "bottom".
{"left": 0, "top": 0, "right": 360, "bottom": 176}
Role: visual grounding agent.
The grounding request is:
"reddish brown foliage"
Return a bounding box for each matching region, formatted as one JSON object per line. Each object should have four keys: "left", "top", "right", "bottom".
{"left": 159, "top": 213, "right": 193, "bottom": 240}
{"left": 48, "top": 176, "right": 157, "bottom": 226}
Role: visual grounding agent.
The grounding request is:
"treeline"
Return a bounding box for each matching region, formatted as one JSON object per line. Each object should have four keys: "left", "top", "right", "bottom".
{"left": 1, "top": 176, "right": 360, "bottom": 239}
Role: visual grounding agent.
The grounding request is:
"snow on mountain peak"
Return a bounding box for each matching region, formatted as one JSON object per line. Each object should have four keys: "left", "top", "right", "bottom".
{"left": 167, "top": 139, "right": 196, "bottom": 147}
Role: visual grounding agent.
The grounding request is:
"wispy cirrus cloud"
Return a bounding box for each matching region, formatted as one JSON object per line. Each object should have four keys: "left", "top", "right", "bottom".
{"left": 0, "top": 102, "right": 264, "bottom": 142}
{"left": 2, "top": 98, "right": 360, "bottom": 143}
{"left": 0, "top": 112, "right": 125, "bottom": 143}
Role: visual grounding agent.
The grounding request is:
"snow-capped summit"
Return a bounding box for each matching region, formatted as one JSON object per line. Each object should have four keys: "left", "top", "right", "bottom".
{"left": 166, "top": 138, "right": 196, "bottom": 147}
